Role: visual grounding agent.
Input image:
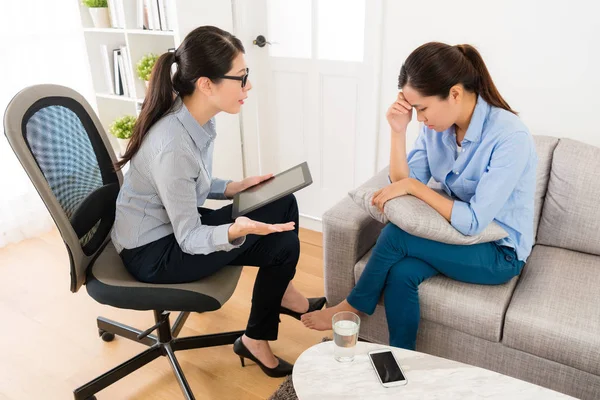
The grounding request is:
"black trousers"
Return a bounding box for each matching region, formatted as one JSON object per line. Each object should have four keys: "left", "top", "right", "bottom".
{"left": 120, "top": 194, "right": 300, "bottom": 341}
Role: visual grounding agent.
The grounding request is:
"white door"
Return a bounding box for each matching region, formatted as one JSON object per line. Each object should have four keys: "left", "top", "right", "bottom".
{"left": 234, "top": 0, "right": 383, "bottom": 230}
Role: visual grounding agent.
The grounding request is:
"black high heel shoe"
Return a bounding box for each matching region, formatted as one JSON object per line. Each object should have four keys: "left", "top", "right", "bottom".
{"left": 280, "top": 297, "right": 327, "bottom": 321}
{"left": 233, "top": 337, "right": 294, "bottom": 378}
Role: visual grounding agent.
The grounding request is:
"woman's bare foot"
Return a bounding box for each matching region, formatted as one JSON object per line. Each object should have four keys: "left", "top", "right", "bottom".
{"left": 242, "top": 335, "right": 278, "bottom": 368}
{"left": 281, "top": 282, "right": 309, "bottom": 313}
{"left": 301, "top": 300, "right": 358, "bottom": 331}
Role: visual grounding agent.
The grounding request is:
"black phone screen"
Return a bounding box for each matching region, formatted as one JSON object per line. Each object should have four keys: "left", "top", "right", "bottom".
{"left": 370, "top": 351, "right": 405, "bottom": 383}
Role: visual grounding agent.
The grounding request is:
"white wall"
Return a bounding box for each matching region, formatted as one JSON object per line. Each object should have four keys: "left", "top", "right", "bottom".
{"left": 376, "top": 0, "right": 600, "bottom": 169}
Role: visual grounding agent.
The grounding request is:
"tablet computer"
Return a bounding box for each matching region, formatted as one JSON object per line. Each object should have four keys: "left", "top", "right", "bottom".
{"left": 232, "top": 162, "right": 312, "bottom": 219}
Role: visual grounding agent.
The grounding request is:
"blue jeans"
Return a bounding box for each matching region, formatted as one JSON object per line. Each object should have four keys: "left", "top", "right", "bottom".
{"left": 347, "top": 223, "right": 524, "bottom": 350}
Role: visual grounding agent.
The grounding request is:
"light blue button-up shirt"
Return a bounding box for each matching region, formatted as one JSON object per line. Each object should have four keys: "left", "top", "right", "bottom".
{"left": 111, "top": 97, "right": 245, "bottom": 255}
{"left": 407, "top": 96, "right": 537, "bottom": 261}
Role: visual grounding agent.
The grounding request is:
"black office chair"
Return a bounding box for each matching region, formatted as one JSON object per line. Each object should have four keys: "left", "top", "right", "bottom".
{"left": 3, "top": 84, "right": 245, "bottom": 400}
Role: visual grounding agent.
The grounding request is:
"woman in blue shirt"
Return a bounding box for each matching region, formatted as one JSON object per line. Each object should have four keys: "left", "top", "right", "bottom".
{"left": 112, "top": 26, "right": 324, "bottom": 377}
{"left": 302, "top": 42, "right": 537, "bottom": 350}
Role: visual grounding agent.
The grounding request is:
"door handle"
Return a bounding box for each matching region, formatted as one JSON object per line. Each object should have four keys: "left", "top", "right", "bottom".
{"left": 253, "top": 35, "right": 278, "bottom": 48}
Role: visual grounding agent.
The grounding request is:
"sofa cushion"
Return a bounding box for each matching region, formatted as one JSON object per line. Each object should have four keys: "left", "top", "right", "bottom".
{"left": 348, "top": 186, "right": 508, "bottom": 245}
{"left": 531, "top": 135, "right": 559, "bottom": 240}
{"left": 354, "top": 248, "right": 519, "bottom": 342}
{"left": 504, "top": 245, "right": 600, "bottom": 376}
{"left": 537, "top": 138, "right": 600, "bottom": 255}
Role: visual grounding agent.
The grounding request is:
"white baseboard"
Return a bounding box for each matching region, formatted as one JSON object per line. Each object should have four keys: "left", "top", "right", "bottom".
{"left": 299, "top": 213, "right": 322, "bottom": 232}
{"left": 201, "top": 199, "right": 230, "bottom": 210}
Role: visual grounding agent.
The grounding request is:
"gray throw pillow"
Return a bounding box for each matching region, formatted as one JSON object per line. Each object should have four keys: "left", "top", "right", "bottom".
{"left": 348, "top": 186, "right": 508, "bottom": 245}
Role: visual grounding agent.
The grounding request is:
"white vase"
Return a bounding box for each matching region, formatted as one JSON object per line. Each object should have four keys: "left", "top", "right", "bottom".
{"left": 89, "top": 7, "right": 111, "bottom": 29}
{"left": 117, "top": 138, "right": 130, "bottom": 157}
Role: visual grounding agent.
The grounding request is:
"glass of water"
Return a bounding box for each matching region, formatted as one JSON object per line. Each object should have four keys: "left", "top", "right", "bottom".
{"left": 332, "top": 311, "right": 360, "bottom": 362}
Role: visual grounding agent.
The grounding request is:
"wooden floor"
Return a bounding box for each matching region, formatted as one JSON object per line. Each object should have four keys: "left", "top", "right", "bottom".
{"left": 0, "top": 228, "right": 329, "bottom": 400}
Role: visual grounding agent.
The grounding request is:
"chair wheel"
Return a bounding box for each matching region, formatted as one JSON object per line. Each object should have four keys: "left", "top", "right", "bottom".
{"left": 99, "top": 329, "right": 115, "bottom": 342}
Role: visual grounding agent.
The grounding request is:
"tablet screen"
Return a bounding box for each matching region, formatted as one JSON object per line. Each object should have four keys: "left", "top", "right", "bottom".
{"left": 233, "top": 162, "right": 312, "bottom": 218}
{"left": 237, "top": 166, "right": 305, "bottom": 213}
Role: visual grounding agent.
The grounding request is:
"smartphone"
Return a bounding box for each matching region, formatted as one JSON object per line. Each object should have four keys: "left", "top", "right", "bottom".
{"left": 368, "top": 349, "right": 408, "bottom": 387}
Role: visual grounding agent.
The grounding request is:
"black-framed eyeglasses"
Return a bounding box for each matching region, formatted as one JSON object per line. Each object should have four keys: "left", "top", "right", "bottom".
{"left": 220, "top": 68, "right": 250, "bottom": 88}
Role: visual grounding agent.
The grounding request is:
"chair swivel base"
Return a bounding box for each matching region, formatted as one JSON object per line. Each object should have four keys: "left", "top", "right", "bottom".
{"left": 73, "top": 310, "right": 245, "bottom": 400}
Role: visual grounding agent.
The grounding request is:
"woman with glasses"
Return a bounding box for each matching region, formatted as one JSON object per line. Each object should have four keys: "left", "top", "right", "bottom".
{"left": 111, "top": 26, "right": 324, "bottom": 378}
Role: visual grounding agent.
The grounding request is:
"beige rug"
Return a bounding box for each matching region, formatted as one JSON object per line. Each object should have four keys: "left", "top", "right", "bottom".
{"left": 268, "top": 375, "right": 297, "bottom": 400}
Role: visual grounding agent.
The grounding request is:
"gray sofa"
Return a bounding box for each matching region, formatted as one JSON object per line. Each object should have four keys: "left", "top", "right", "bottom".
{"left": 323, "top": 135, "right": 600, "bottom": 399}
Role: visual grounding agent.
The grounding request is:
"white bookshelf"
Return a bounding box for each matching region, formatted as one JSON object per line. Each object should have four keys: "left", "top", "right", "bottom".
{"left": 78, "top": 0, "right": 181, "bottom": 154}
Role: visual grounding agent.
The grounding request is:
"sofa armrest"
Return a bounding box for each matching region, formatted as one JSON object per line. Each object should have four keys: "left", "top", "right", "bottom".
{"left": 322, "top": 167, "right": 389, "bottom": 305}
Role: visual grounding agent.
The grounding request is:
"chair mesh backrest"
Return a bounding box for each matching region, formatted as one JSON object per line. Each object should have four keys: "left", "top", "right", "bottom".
{"left": 22, "top": 97, "right": 119, "bottom": 255}
{"left": 26, "top": 106, "right": 102, "bottom": 232}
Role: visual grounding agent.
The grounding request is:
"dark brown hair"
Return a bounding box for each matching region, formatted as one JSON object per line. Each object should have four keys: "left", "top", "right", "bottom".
{"left": 398, "top": 42, "right": 516, "bottom": 114}
{"left": 115, "top": 26, "right": 245, "bottom": 170}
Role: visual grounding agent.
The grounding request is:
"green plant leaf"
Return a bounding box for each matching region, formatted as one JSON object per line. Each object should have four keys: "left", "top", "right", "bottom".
{"left": 136, "top": 53, "right": 160, "bottom": 81}
{"left": 109, "top": 115, "right": 137, "bottom": 139}
{"left": 82, "top": 0, "right": 108, "bottom": 7}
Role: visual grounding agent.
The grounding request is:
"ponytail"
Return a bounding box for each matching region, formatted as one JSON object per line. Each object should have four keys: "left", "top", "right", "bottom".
{"left": 398, "top": 42, "right": 516, "bottom": 115}
{"left": 115, "top": 51, "right": 176, "bottom": 170}
{"left": 454, "top": 44, "right": 516, "bottom": 114}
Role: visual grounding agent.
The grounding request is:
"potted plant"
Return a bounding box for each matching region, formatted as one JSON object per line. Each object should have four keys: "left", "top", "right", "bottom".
{"left": 82, "top": 0, "right": 110, "bottom": 28}
{"left": 136, "top": 53, "right": 159, "bottom": 90}
{"left": 109, "top": 115, "right": 136, "bottom": 156}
